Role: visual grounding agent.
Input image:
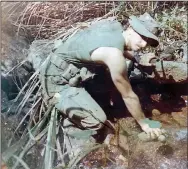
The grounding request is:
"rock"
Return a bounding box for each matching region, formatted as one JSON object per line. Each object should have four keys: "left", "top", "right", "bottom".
{"left": 137, "top": 52, "right": 188, "bottom": 84}
{"left": 152, "top": 109, "right": 161, "bottom": 116}
{"left": 1, "top": 90, "right": 9, "bottom": 112}
{"left": 158, "top": 135, "right": 166, "bottom": 142}
{"left": 117, "top": 117, "right": 141, "bottom": 135}
{"left": 171, "top": 111, "right": 187, "bottom": 127}
{"left": 110, "top": 134, "right": 129, "bottom": 151}
{"left": 182, "top": 43, "right": 187, "bottom": 62}
{"left": 173, "top": 128, "right": 187, "bottom": 141}
{"left": 1, "top": 27, "right": 33, "bottom": 100}
{"left": 138, "top": 132, "right": 151, "bottom": 142}
{"left": 157, "top": 144, "right": 174, "bottom": 156}
{"left": 1, "top": 29, "right": 30, "bottom": 75}
{"left": 128, "top": 127, "right": 187, "bottom": 169}
{"left": 80, "top": 145, "right": 128, "bottom": 169}
{"left": 151, "top": 61, "right": 188, "bottom": 83}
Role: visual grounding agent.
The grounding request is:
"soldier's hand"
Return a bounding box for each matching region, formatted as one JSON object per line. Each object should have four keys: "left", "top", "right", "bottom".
{"left": 141, "top": 123, "right": 166, "bottom": 139}
{"left": 138, "top": 118, "right": 167, "bottom": 141}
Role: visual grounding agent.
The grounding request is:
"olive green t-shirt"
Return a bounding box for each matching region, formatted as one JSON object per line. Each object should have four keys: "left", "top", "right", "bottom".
{"left": 54, "top": 20, "right": 125, "bottom": 63}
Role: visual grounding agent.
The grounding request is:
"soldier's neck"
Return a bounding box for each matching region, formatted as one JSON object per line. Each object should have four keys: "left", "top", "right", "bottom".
{"left": 122, "top": 28, "right": 133, "bottom": 49}
{"left": 122, "top": 28, "right": 132, "bottom": 47}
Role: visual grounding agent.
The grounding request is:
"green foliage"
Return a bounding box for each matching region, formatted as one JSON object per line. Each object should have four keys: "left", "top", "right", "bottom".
{"left": 155, "top": 4, "right": 187, "bottom": 43}
{"left": 157, "top": 5, "right": 187, "bottom": 33}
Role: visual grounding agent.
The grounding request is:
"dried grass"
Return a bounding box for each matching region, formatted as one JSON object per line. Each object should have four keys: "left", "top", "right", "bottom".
{"left": 2, "top": 1, "right": 187, "bottom": 42}
{"left": 2, "top": 2, "right": 118, "bottom": 39}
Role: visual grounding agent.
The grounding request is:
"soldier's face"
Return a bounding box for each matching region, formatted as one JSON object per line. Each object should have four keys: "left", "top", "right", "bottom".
{"left": 126, "top": 28, "right": 147, "bottom": 51}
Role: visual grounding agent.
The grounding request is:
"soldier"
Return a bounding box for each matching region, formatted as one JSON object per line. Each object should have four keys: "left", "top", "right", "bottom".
{"left": 40, "top": 13, "right": 165, "bottom": 149}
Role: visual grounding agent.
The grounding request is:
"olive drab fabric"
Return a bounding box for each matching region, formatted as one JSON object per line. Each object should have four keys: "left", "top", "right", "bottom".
{"left": 40, "top": 19, "right": 126, "bottom": 100}
{"left": 129, "top": 12, "right": 160, "bottom": 47}
{"left": 54, "top": 20, "right": 125, "bottom": 63}
{"left": 39, "top": 54, "right": 96, "bottom": 99}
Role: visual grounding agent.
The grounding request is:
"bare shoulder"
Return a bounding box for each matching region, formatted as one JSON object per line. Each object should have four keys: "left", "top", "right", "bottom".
{"left": 91, "top": 47, "right": 124, "bottom": 65}
{"left": 91, "top": 47, "right": 129, "bottom": 83}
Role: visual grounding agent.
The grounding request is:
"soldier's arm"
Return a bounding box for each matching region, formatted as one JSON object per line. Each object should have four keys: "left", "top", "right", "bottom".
{"left": 91, "top": 47, "right": 145, "bottom": 123}
{"left": 91, "top": 47, "right": 163, "bottom": 138}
